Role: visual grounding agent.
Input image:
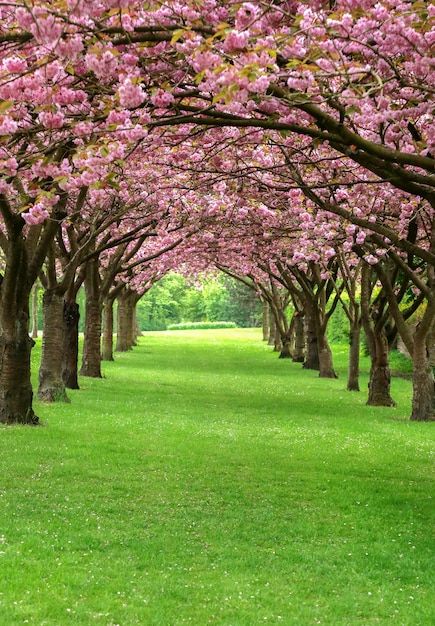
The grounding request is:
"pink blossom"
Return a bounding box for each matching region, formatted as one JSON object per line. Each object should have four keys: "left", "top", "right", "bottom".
{"left": 118, "top": 79, "right": 146, "bottom": 109}
{"left": 0, "top": 116, "right": 18, "bottom": 135}
{"left": 2, "top": 57, "right": 27, "bottom": 74}
{"left": 151, "top": 90, "right": 175, "bottom": 109}
{"left": 22, "top": 203, "right": 50, "bottom": 225}
{"left": 38, "top": 111, "right": 65, "bottom": 129}
{"left": 223, "top": 31, "right": 249, "bottom": 53}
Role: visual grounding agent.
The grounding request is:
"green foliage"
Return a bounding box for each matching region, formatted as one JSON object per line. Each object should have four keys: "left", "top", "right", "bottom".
{"left": 328, "top": 301, "right": 351, "bottom": 344}
{"left": 390, "top": 349, "right": 413, "bottom": 376}
{"left": 0, "top": 331, "right": 432, "bottom": 625}
{"left": 137, "top": 273, "right": 188, "bottom": 330}
{"left": 139, "top": 272, "right": 261, "bottom": 330}
{"left": 167, "top": 321, "right": 237, "bottom": 330}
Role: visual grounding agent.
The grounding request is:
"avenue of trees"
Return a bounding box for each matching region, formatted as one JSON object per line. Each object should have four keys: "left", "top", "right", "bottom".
{"left": 0, "top": 0, "right": 434, "bottom": 423}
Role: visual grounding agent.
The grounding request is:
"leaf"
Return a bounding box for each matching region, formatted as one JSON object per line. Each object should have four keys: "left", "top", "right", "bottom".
{"left": 0, "top": 100, "right": 13, "bottom": 113}
{"left": 171, "top": 29, "right": 186, "bottom": 45}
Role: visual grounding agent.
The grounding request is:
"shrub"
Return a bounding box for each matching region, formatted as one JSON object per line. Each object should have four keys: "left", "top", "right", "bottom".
{"left": 167, "top": 321, "right": 237, "bottom": 330}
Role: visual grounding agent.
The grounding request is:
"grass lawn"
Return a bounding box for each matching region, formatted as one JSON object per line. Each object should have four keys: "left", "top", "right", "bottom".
{"left": 0, "top": 329, "right": 433, "bottom": 625}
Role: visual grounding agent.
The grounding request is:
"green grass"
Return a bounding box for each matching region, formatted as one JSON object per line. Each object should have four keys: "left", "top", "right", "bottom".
{"left": 0, "top": 329, "right": 433, "bottom": 625}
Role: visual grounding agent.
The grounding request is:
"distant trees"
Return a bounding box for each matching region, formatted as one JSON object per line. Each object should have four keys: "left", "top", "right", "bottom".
{"left": 137, "top": 273, "right": 261, "bottom": 330}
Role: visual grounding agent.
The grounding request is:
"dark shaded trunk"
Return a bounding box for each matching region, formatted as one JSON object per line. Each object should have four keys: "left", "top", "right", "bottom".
{"left": 102, "top": 298, "right": 114, "bottom": 361}
{"left": 0, "top": 232, "right": 38, "bottom": 424}
{"left": 411, "top": 330, "right": 435, "bottom": 421}
{"left": 62, "top": 299, "right": 80, "bottom": 389}
{"left": 303, "top": 307, "right": 319, "bottom": 370}
{"left": 274, "top": 324, "right": 282, "bottom": 352}
{"left": 347, "top": 324, "right": 360, "bottom": 391}
{"left": 0, "top": 313, "right": 37, "bottom": 425}
{"left": 80, "top": 295, "right": 102, "bottom": 378}
{"left": 268, "top": 306, "right": 275, "bottom": 346}
{"left": 262, "top": 302, "right": 269, "bottom": 341}
{"left": 367, "top": 333, "right": 395, "bottom": 406}
{"left": 292, "top": 313, "right": 305, "bottom": 362}
{"left": 38, "top": 290, "right": 68, "bottom": 402}
{"left": 279, "top": 337, "right": 292, "bottom": 359}
{"left": 318, "top": 334, "right": 337, "bottom": 378}
{"left": 31, "top": 283, "right": 39, "bottom": 339}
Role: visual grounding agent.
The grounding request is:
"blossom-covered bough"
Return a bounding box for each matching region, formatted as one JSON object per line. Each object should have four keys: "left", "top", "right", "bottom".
{"left": 0, "top": 0, "right": 434, "bottom": 422}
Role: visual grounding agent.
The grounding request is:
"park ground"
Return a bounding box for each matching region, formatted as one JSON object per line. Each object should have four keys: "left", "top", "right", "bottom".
{"left": 0, "top": 329, "right": 433, "bottom": 625}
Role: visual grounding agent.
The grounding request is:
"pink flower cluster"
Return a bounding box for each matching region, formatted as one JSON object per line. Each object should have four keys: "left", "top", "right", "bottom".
{"left": 118, "top": 79, "right": 146, "bottom": 109}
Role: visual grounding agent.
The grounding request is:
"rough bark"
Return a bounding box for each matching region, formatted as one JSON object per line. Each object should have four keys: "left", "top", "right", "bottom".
{"left": 102, "top": 297, "right": 115, "bottom": 361}
{"left": 80, "top": 261, "right": 102, "bottom": 378}
{"left": 0, "top": 316, "right": 37, "bottom": 425}
{"left": 318, "top": 334, "right": 337, "bottom": 378}
{"left": 116, "top": 292, "right": 130, "bottom": 352}
{"left": 410, "top": 326, "right": 435, "bottom": 421}
{"left": 303, "top": 307, "right": 320, "bottom": 370}
{"left": 62, "top": 299, "right": 80, "bottom": 389}
{"left": 274, "top": 324, "right": 282, "bottom": 352}
{"left": 347, "top": 324, "right": 361, "bottom": 391}
{"left": 80, "top": 296, "right": 102, "bottom": 377}
{"left": 292, "top": 313, "right": 305, "bottom": 362}
{"left": 279, "top": 337, "right": 292, "bottom": 359}
{"left": 0, "top": 232, "right": 38, "bottom": 424}
{"left": 38, "top": 290, "right": 69, "bottom": 402}
{"left": 367, "top": 333, "right": 395, "bottom": 406}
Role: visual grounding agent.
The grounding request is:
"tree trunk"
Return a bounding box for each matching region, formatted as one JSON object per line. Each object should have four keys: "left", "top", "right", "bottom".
{"left": 292, "top": 313, "right": 305, "bottom": 363}
{"left": 410, "top": 329, "right": 435, "bottom": 421}
{"left": 268, "top": 306, "right": 275, "bottom": 346}
{"left": 102, "top": 297, "right": 114, "bottom": 361}
{"left": 129, "top": 301, "right": 136, "bottom": 348}
{"left": 116, "top": 293, "right": 130, "bottom": 352}
{"left": 318, "top": 333, "right": 338, "bottom": 378}
{"left": 303, "top": 308, "right": 319, "bottom": 370}
{"left": 38, "top": 290, "right": 69, "bottom": 402}
{"left": 279, "top": 336, "right": 292, "bottom": 359}
{"left": 62, "top": 299, "right": 80, "bottom": 389}
{"left": 367, "top": 333, "right": 395, "bottom": 406}
{"left": 31, "top": 283, "right": 39, "bottom": 339}
{"left": 274, "top": 324, "right": 282, "bottom": 352}
{"left": 262, "top": 302, "right": 269, "bottom": 341}
{"left": 80, "top": 296, "right": 102, "bottom": 377}
{"left": 0, "top": 230, "right": 38, "bottom": 425}
{"left": 347, "top": 324, "right": 361, "bottom": 391}
{"left": 0, "top": 311, "right": 37, "bottom": 425}
{"left": 279, "top": 317, "right": 292, "bottom": 358}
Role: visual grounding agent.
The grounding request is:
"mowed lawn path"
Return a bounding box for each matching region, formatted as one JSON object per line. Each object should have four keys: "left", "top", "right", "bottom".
{"left": 0, "top": 329, "right": 433, "bottom": 625}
